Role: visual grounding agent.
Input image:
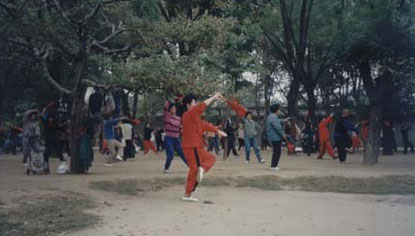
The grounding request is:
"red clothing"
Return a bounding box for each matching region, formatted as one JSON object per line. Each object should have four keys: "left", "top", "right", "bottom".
{"left": 318, "top": 116, "right": 333, "bottom": 138}
{"left": 362, "top": 125, "right": 368, "bottom": 142}
{"left": 182, "top": 103, "right": 218, "bottom": 148}
{"left": 164, "top": 101, "right": 182, "bottom": 138}
{"left": 352, "top": 135, "right": 361, "bottom": 151}
{"left": 226, "top": 99, "right": 247, "bottom": 118}
{"left": 144, "top": 140, "right": 157, "bottom": 155}
{"left": 318, "top": 116, "right": 335, "bottom": 159}
{"left": 184, "top": 148, "right": 216, "bottom": 195}
{"left": 182, "top": 102, "right": 218, "bottom": 195}
{"left": 318, "top": 138, "right": 335, "bottom": 159}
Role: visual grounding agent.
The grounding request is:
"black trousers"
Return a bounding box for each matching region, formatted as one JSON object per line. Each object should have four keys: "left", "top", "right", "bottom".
{"left": 44, "top": 140, "right": 65, "bottom": 163}
{"left": 226, "top": 135, "right": 238, "bottom": 157}
{"left": 271, "top": 141, "right": 282, "bottom": 168}
{"left": 335, "top": 136, "right": 347, "bottom": 162}
{"left": 238, "top": 138, "right": 245, "bottom": 151}
{"left": 403, "top": 133, "right": 414, "bottom": 153}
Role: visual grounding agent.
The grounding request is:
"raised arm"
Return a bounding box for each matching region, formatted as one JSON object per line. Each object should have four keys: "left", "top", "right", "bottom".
{"left": 187, "top": 92, "right": 223, "bottom": 118}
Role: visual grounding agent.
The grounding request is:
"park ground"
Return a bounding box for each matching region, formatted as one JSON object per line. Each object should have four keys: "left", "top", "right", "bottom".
{"left": 1, "top": 149, "right": 415, "bottom": 236}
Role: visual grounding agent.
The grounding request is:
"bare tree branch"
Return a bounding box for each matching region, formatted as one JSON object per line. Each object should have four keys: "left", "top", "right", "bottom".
{"left": 0, "top": 2, "right": 17, "bottom": 18}
{"left": 84, "top": 0, "right": 103, "bottom": 22}
{"left": 34, "top": 46, "right": 73, "bottom": 95}
{"left": 52, "top": 0, "right": 81, "bottom": 25}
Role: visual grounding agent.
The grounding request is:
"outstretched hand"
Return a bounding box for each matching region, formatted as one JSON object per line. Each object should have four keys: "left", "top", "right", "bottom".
{"left": 217, "top": 129, "right": 227, "bottom": 138}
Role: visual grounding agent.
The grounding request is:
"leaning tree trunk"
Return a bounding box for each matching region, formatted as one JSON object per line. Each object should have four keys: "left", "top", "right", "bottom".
{"left": 69, "top": 59, "right": 87, "bottom": 174}
{"left": 364, "top": 103, "right": 382, "bottom": 165}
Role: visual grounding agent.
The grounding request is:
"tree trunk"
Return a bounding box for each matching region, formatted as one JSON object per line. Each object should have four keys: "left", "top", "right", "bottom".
{"left": 364, "top": 103, "right": 382, "bottom": 165}
{"left": 287, "top": 77, "right": 301, "bottom": 118}
{"left": 305, "top": 83, "right": 317, "bottom": 120}
{"left": 132, "top": 92, "right": 138, "bottom": 118}
{"left": 69, "top": 59, "right": 87, "bottom": 174}
{"left": 382, "top": 123, "right": 394, "bottom": 156}
{"left": 69, "top": 89, "right": 86, "bottom": 173}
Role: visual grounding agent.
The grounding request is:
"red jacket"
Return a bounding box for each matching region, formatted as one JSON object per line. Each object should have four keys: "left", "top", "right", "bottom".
{"left": 318, "top": 116, "right": 333, "bottom": 139}
{"left": 182, "top": 103, "right": 218, "bottom": 149}
{"left": 227, "top": 99, "right": 247, "bottom": 118}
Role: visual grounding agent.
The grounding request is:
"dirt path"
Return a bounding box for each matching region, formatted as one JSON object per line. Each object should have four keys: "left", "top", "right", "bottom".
{"left": 1, "top": 150, "right": 415, "bottom": 236}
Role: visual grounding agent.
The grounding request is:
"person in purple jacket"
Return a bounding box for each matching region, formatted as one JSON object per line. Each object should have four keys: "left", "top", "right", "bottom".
{"left": 163, "top": 101, "right": 188, "bottom": 173}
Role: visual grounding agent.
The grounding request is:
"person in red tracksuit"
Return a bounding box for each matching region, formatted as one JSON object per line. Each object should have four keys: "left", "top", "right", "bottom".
{"left": 181, "top": 92, "right": 227, "bottom": 202}
{"left": 317, "top": 114, "right": 337, "bottom": 160}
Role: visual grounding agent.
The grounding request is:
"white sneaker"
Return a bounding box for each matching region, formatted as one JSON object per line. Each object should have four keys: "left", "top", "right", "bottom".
{"left": 245, "top": 160, "right": 250, "bottom": 164}
{"left": 116, "top": 156, "right": 124, "bottom": 162}
{"left": 23, "top": 163, "right": 28, "bottom": 167}
{"left": 270, "top": 167, "right": 280, "bottom": 171}
{"left": 259, "top": 159, "right": 266, "bottom": 164}
{"left": 56, "top": 162, "right": 68, "bottom": 174}
{"left": 164, "top": 169, "right": 172, "bottom": 174}
{"left": 196, "top": 167, "right": 204, "bottom": 184}
{"left": 104, "top": 163, "right": 114, "bottom": 167}
{"left": 182, "top": 195, "right": 198, "bottom": 202}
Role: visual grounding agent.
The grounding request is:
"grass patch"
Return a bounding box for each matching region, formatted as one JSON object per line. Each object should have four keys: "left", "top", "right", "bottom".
{"left": 282, "top": 175, "right": 415, "bottom": 195}
{"left": 236, "top": 175, "right": 283, "bottom": 190}
{"left": 90, "top": 179, "right": 147, "bottom": 195}
{"left": 90, "top": 175, "right": 415, "bottom": 196}
{"left": 90, "top": 176, "right": 232, "bottom": 195}
{"left": 203, "top": 176, "right": 233, "bottom": 187}
{"left": 236, "top": 175, "right": 415, "bottom": 195}
{"left": 90, "top": 177, "right": 186, "bottom": 195}
{"left": 0, "top": 193, "right": 99, "bottom": 236}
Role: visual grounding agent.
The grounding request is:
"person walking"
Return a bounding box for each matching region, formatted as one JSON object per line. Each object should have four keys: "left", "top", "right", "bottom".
{"left": 103, "top": 115, "right": 126, "bottom": 166}
{"left": 22, "top": 110, "right": 41, "bottom": 166}
{"left": 122, "top": 121, "right": 135, "bottom": 160}
{"left": 163, "top": 101, "right": 188, "bottom": 173}
{"left": 243, "top": 112, "right": 265, "bottom": 164}
{"left": 143, "top": 124, "right": 158, "bottom": 155}
{"left": 401, "top": 123, "right": 414, "bottom": 154}
{"left": 237, "top": 122, "right": 245, "bottom": 151}
{"left": 224, "top": 117, "right": 239, "bottom": 158}
{"left": 266, "top": 104, "right": 284, "bottom": 170}
{"left": 42, "top": 114, "right": 67, "bottom": 170}
{"left": 181, "top": 93, "right": 227, "bottom": 202}
{"left": 334, "top": 109, "right": 359, "bottom": 163}
{"left": 317, "top": 114, "right": 337, "bottom": 160}
{"left": 302, "top": 112, "right": 314, "bottom": 156}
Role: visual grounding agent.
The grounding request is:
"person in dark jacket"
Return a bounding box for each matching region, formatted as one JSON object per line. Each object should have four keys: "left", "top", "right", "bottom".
{"left": 401, "top": 123, "right": 414, "bottom": 154}
{"left": 224, "top": 117, "right": 239, "bottom": 158}
{"left": 302, "top": 112, "right": 314, "bottom": 156}
{"left": 334, "top": 109, "right": 359, "bottom": 163}
{"left": 89, "top": 88, "right": 103, "bottom": 116}
{"left": 143, "top": 124, "right": 157, "bottom": 155}
{"left": 42, "top": 114, "right": 67, "bottom": 173}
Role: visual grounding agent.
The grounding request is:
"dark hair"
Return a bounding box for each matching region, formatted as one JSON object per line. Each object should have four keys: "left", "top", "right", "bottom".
{"left": 182, "top": 93, "right": 197, "bottom": 108}
{"left": 270, "top": 104, "right": 280, "bottom": 113}
{"left": 245, "top": 111, "right": 253, "bottom": 118}
{"left": 168, "top": 103, "right": 177, "bottom": 112}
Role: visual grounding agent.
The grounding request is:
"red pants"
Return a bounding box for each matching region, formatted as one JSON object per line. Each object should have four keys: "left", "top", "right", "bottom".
{"left": 183, "top": 147, "right": 216, "bottom": 195}
{"left": 352, "top": 136, "right": 361, "bottom": 152}
{"left": 318, "top": 138, "right": 335, "bottom": 159}
{"left": 144, "top": 140, "right": 157, "bottom": 155}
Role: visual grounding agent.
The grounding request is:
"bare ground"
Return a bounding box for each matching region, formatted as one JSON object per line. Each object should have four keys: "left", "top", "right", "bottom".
{"left": 1, "top": 149, "right": 415, "bottom": 236}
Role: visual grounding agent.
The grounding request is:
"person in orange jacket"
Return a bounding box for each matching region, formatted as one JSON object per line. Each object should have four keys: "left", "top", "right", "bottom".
{"left": 317, "top": 114, "right": 337, "bottom": 159}
{"left": 181, "top": 92, "right": 227, "bottom": 202}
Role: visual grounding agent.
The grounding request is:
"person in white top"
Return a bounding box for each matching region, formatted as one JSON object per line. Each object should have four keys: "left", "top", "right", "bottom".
{"left": 122, "top": 122, "right": 135, "bottom": 160}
